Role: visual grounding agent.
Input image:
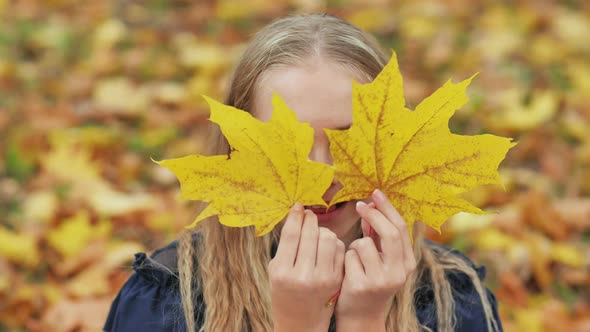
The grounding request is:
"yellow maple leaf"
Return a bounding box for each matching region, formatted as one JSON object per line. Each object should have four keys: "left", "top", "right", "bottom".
{"left": 156, "top": 95, "right": 334, "bottom": 236}
{"left": 46, "top": 211, "right": 111, "bottom": 258}
{"left": 326, "top": 53, "right": 516, "bottom": 235}
{"left": 0, "top": 228, "right": 40, "bottom": 267}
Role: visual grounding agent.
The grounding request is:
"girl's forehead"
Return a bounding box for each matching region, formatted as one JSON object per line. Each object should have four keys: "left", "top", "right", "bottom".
{"left": 253, "top": 59, "right": 361, "bottom": 129}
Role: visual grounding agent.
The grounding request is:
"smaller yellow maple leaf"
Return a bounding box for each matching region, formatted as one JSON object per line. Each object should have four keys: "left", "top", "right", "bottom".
{"left": 46, "top": 211, "right": 111, "bottom": 258}
{"left": 156, "top": 94, "right": 334, "bottom": 236}
{"left": 326, "top": 52, "right": 516, "bottom": 237}
{"left": 0, "top": 228, "right": 39, "bottom": 267}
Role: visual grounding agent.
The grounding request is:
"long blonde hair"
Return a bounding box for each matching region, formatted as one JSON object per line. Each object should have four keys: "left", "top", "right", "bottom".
{"left": 177, "top": 13, "right": 500, "bottom": 332}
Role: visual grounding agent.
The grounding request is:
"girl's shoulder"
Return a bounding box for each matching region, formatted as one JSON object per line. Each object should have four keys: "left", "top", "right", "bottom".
{"left": 103, "top": 239, "right": 188, "bottom": 332}
{"left": 418, "top": 240, "right": 502, "bottom": 332}
{"left": 421, "top": 239, "right": 493, "bottom": 301}
{"left": 425, "top": 239, "right": 488, "bottom": 281}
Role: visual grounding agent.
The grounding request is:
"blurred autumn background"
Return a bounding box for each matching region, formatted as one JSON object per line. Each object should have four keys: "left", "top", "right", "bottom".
{"left": 1, "top": 0, "right": 589, "bottom": 331}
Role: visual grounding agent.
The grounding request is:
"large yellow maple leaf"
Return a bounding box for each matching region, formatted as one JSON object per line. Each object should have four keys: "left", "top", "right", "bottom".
{"left": 156, "top": 95, "right": 334, "bottom": 236}
{"left": 326, "top": 53, "right": 516, "bottom": 235}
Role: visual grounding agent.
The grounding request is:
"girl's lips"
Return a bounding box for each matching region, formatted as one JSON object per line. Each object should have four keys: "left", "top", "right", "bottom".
{"left": 305, "top": 202, "right": 347, "bottom": 223}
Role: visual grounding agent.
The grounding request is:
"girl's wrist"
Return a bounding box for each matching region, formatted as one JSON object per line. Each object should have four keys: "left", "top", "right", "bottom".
{"left": 274, "top": 316, "right": 330, "bottom": 332}
{"left": 335, "top": 315, "right": 387, "bottom": 332}
{"left": 274, "top": 325, "right": 328, "bottom": 332}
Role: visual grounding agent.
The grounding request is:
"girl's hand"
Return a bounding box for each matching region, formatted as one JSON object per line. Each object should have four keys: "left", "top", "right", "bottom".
{"left": 335, "top": 189, "right": 416, "bottom": 331}
{"left": 269, "top": 203, "right": 345, "bottom": 332}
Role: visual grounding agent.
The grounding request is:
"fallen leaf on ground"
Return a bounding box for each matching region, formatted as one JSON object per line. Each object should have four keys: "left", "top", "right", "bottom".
{"left": 46, "top": 211, "right": 111, "bottom": 258}
{"left": 0, "top": 228, "right": 40, "bottom": 267}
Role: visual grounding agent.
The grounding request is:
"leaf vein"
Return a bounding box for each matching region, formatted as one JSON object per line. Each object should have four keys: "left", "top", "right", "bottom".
{"left": 385, "top": 88, "right": 465, "bottom": 183}
{"left": 393, "top": 191, "right": 468, "bottom": 211}
{"left": 182, "top": 168, "right": 284, "bottom": 205}
{"left": 375, "top": 74, "right": 392, "bottom": 184}
{"left": 241, "top": 129, "right": 290, "bottom": 198}
{"left": 387, "top": 152, "right": 481, "bottom": 190}
{"left": 332, "top": 137, "right": 378, "bottom": 189}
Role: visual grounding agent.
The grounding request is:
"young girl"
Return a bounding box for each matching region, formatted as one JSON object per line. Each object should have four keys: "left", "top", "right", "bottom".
{"left": 104, "top": 13, "right": 502, "bottom": 332}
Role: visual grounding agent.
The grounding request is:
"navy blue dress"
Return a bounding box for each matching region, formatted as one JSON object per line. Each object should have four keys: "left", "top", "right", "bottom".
{"left": 104, "top": 239, "right": 502, "bottom": 332}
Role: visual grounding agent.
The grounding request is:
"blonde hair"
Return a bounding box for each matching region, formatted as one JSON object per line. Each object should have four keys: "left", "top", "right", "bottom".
{"left": 177, "top": 13, "right": 500, "bottom": 332}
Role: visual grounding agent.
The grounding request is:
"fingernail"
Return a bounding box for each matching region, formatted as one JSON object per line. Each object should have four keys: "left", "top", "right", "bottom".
{"left": 292, "top": 203, "right": 303, "bottom": 212}
{"left": 373, "top": 189, "right": 386, "bottom": 201}
{"left": 356, "top": 201, "right": 367, "bottom": 209}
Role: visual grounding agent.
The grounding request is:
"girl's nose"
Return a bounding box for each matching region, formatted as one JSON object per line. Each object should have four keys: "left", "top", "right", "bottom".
{"left": 309, "top": 136, "right": 333, "bottom": 165}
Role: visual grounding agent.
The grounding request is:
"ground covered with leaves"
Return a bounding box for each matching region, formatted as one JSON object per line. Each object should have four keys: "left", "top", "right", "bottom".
{"left": 0, "top": 1, "right": 589, "bottom": 331}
